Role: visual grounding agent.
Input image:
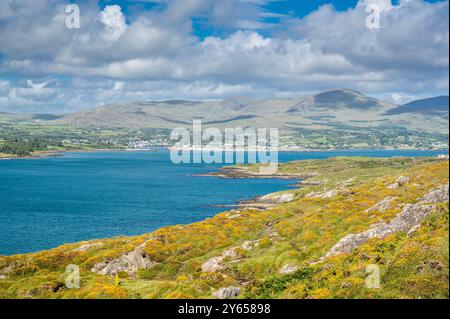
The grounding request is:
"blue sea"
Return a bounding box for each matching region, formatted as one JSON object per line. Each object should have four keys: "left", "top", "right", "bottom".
{"left": 0, "top": 148, "right": 447, "bottom": 255}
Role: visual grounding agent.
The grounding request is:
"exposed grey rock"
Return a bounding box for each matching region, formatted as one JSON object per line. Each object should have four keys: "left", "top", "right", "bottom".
{"left": 73, "top": 242, "right": 104, "bottom": 252}
{"left": 241, "top": 240, "right": 258, "bottom": 251}
{"left": 201, "top": 240, "right": 259, "bottom": 272}
{"left": 419, "top": 183, "right": 449, "bottom": 203}
{"left": 226, "top": 211, "right": 242, "bottom": 219}
{"left": 324, "top": 185, "right": 448, "bottom": 259}
{"left": 201, "top": 256, "right": 225, "bottom": 273}
{"left": 365, "top": 196, "right": 397, "bottom": 213}
{"left": 397, "top": 176, "right": 410, "bottom": 186}
{"left": 213, "top": 287, "right": 241, "bottom": 299}
{"left": 407, "top": 224, "right": 421, "bottom": 236}
{"left": 278, "top": 193, "right": 295, "bottom": 203}
{"left": 268, "top": 229, "right": 280, "bottom": 239}
{"left": 0, "top": 275, "right": 6, "bottom": 280}
{"left": 305, "top": 189, "right": 340, "bottom": 199}
{"left": 91, "top": 244, "right": 156, "bottom": 276}
{"left": 387, "top": 176, "right": 410, "bottom": 189}
{"left": 279, "top": 264, "right": 299, "bottom": 275}
{"left": 260, "top": 192, "right": 294, "bottom": 204}
{"left": 0, "top": 263, "right": 17, "bottom": 275}
{"left": 369, "top": 222, "right": 386, "bottom": 228}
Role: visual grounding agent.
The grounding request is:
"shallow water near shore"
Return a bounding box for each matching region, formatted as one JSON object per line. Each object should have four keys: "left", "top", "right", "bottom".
{"left": 0, "top": 148, "right": 447, "bottom": 255}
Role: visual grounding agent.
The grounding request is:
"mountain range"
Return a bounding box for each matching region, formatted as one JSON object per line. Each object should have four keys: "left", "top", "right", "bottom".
{"left": 0, "top": 89, "right": 448, "bottom": 134}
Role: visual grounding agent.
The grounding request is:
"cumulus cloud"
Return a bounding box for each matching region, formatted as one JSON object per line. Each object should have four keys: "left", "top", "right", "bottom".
{"left": 99, "top": 5, "right": 127, "bottom": 41}
{"left": 0, "top": 0, "right": 448, "bottom": 112}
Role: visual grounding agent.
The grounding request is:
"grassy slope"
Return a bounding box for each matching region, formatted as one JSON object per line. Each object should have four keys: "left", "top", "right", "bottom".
{"left": 0, "top": 157, "right": 448, "bottom": 299}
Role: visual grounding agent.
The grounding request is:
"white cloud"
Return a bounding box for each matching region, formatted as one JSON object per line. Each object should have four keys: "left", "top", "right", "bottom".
{"left": 0, "top": 0, "right": 448, "bottom": 112}
{"left": 99, "top": 5, "right": 127, "bottom": 42}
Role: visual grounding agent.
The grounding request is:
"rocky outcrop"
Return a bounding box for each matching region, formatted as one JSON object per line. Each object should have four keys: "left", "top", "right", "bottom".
{"left": 420, "top": 184, "right": 449, "bottom": 203}
{"left": 387, "top": 176, "right": 410, "bottom": 189}
{"left": 407, "top": 224, "right": 421, "bottom": 236}
{"left": 259, "top": 192, "right": 294, "bottom": 204}
{"left": 225, "top": 211, "right": 241, "bottom": 219}
{"left": 239, "top": 192, "right": 295, "bottom": 210}
{"left": 365, "top": 196, "right": 397, "bottom": 213}
{"left": 212, "top": 287, "right": 241, "bottom": 299}
{"left": 323, "top": 184, "right": 449, "bottom": 259}
{"left": 199, "top": 166, "right": 317, "bottom": 180}
{"left": 305, "top": 189, "right": 341, "bottom": 199}
{"left": 91, "top": 244, "right": 156, "bottom": 276}
{"left": 201, "top": 256, "right": 224, "bottom": 273}
{"left": 201, "top": 240, "right": 259, "bottom": 273}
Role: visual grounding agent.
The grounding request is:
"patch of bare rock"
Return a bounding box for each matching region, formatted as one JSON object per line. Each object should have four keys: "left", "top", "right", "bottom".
{"left": 320, "top": 184, "right": 449, "bottom": 260}
{"left": 387, "top": 176, "right": 410, "bottom": 189}
{"left": 201, "top": 240, "right": 259, "bottom": 273}
{"left": 239, "top": 192, "right": 295, "bottom": 210}
{"left": 91, "top": 243, "right": 156, "bottom": 276}
{"left": 365, "top": 196, "right": 397, "bottom": 213}
{"left": 259, "top": 192, "right": 294, "bottom": 204}
{"left": 305, "top": 189, "right": 344, "bottom": 199}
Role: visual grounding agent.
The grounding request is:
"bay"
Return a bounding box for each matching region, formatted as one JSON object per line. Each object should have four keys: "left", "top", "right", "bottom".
{"left": 0, "top": 148, "right": 447, "bottom": 255}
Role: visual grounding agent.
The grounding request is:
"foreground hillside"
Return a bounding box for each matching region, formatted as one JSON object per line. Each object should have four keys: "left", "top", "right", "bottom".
{"left": 0, "top": 156, "right": 448, "bottom": 299}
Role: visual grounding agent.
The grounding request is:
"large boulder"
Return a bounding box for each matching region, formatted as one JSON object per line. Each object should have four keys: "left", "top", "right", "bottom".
{"left": 201, "top": 241, "right": 259, "bottom": 273}
{"left": 260, "top": 192, "right": 294, "bottom": 204}
{"left": 365, "top": 197, "right": 397, "bottom": 213}
{"left": 305, "top": 189, "right": 341, "bottom": 199}
{"left": 420, "top": 184, "right": 449, "bottom": 203}
{"left": 201, "top": 256, "right": 225, "bottom": 273}
{"left": 324, "top": 185, "right": 448, "bottom": 258}
{"left": 92, "top": 245, "right": 156, "bottom": 276}
{"left": 387, "top": 176, "right": 410, "bottom": 189}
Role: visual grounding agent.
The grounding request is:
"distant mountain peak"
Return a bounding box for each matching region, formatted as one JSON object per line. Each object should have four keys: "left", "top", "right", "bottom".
{"left": 311, "top": 89, "right": 381, "bottom": 109}
{"left": 385, "top": 95, "right": 449, "bottom": 116}
{"left": 316, "top": 89, "right": 364, "bottom": 96}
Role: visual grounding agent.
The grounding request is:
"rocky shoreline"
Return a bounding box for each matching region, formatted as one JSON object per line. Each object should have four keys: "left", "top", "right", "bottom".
{"left": 195, "top": 166, "right": 317, "bottom": 180}
{"left": 197, "top": 166, "right": 318, "bottom": 210}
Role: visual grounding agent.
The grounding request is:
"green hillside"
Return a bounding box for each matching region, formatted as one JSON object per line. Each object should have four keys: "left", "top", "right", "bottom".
{"left": 0, "top": 156, "right": 448, "bottom": 299}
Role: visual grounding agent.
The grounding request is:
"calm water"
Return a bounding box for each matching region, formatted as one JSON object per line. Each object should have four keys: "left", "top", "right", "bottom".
{"left": 0, "top": 148, "right": 447, "bottom": 255}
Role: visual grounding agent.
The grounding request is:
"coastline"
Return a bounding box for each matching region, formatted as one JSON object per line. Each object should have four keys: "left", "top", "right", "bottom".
{"left": 1, "top": 149, "right": 448, "bottom": 256}
{"left": 195, "top": 165, "right": 317, "bottom": 180}
{"left": 1, "top": 145, "right": 448, "bottom": 161}
{"left": 0, "top": 156, "right": 448, "bottom": 299}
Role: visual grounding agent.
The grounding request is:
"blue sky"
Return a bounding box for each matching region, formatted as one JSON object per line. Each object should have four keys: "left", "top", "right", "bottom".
{"left": 97, "top": 0, "right": 443, "bottom": 38}
{"left": 0, "top": 0, "right": 448, "bottom": 113}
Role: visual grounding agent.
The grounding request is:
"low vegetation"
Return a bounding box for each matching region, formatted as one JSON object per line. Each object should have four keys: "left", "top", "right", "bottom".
{"left": 0, "top": 156, "right": 448, "bottom": 299}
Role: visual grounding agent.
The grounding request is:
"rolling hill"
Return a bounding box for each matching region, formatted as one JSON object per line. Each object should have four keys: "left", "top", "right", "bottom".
{"left": 1, "top": 89, "right": 448, "bottom": 153}
{"left": 36, "top": 89, "right": 447, "bottom": 134}
{"left": 385, "top": 96, "right": 449, "bottom": 116}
